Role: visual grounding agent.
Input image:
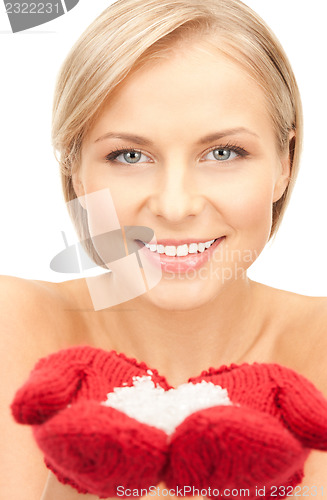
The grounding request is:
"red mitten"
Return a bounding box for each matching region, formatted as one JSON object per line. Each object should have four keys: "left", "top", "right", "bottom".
{"left": 11, "top": 347, "right": 327, "bottom": 499}
{"left": 166, "top": 362, "right": 327, "bottom": 496}
{"left": 11, "top": 346, "right": 167, "bottom": 423}
{"left": 11, "top": 346, "right": 169, "bottom": 498}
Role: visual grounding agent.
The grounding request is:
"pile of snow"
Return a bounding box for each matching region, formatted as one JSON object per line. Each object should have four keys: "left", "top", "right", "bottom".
{"left": 101, "top": 371, "right": 232, "bottom": 435}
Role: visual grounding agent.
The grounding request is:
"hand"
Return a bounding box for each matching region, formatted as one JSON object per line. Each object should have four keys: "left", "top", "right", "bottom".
{"left": 11, "top": 346, "right": 168, "bottom": 498}
{"left": 11, "top": 347, "right": 327, "bottom": 499}
{"left": 165, "top": 362, "right": 327, "bottom": 496}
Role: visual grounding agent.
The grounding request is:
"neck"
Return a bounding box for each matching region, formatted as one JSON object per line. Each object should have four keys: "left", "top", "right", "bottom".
{"left": 97, "top": 277, "right": 265, "bottom": 386}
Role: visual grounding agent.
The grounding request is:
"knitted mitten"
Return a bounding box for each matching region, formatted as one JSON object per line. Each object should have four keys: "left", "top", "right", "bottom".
{"left": 166, "top": 362, "right": 327, "bottom": 496}
{"left": 11, "top": 346, "right": 170, "bottom": 498}
{"left": 11, "top": 346, "right": 327, "bottom": 499}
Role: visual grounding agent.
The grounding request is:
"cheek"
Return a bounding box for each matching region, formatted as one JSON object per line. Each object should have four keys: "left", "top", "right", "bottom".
{"left": 81, "top": 169, "right": 133, "bottom": 221}
{"left": 233, "top": 187, "right": 273, "bottom": 229}
{"left": 215, "top": 170, "right": 275, "bottom": 243}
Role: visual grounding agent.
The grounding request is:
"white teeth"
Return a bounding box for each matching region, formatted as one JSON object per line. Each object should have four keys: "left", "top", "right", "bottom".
{"left": 144, "top": 239, "right": 216, "bottom": 256}
{"left": 189, "top": 243, "right": 198, "bottom": 254}
{"left": 198, "top": 242, "right": 206, "bottom": 253}
{"left": 165, "top": 246, "right": 177, "bottom": 257}
{"left": 176, "top": 244, "right": 188, "bottom": 257}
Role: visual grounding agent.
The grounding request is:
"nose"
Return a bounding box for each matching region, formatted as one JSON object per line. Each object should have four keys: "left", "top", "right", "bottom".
{"left": 148, "top": 158, "right": 205, "bottom": 223}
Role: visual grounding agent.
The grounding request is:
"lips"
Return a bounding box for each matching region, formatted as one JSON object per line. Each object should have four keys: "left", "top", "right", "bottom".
{"left": 138, "top": 236, "right": 225, "bottom": 274}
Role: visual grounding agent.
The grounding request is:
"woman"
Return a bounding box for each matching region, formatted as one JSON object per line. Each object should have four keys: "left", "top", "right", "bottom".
{"left": 1, "top": 0, "right": 327, "bottom": 498}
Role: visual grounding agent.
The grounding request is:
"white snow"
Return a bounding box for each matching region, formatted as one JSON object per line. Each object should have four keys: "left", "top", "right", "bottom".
{"left": 101, "top": 375, "right": 232, "bottom": 435}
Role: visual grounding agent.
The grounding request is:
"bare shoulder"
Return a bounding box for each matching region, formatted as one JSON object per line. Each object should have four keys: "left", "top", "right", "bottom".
{"left": 0, "top": 273, "right": 98, "bottom": 390}
{"left": 1, "top": 275, "right": 65, "bottom": 351}
{"left": 252, "top": 279, "right": 327, "bottom": 328}
{"left": 0, "top": 274, "right": 93, "bottom": 343}
{"left": 294, "top": 294, "right": 327, "bottom": 395}
{"left": 253, "top": 281, "right": 327, "bottom": 395}
{"left": 270, "top": 287, "right": 327, "bottom": 343}
{"left": 0, "top": 275, "right": 90, "bottom": 500}
{"left": 0, "top": 273, "right": 69, "bottom": 311}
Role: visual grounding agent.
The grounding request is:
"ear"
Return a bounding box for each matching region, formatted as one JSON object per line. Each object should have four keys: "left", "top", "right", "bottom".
{"left": 71, "top": 165, "right": 87, "bottom": 210}
{"left": 273, "top": 131, "right": 295, "bottom": 203}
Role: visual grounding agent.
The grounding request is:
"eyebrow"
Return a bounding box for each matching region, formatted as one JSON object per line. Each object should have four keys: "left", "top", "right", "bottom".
{"left": 94, "top": 127, "right": 259, "bottom": 145}
{"left": 94, "top": 132, "right": 153, "bottom": 145}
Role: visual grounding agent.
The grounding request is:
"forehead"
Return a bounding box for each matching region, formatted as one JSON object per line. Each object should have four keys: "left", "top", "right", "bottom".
{"left": 88, "top": 40, "right": 275, "bottom": 147}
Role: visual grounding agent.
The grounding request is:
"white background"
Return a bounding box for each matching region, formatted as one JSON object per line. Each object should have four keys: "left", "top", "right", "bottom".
{"left": 0, "top": 1, "right": 326, "bottom": 295}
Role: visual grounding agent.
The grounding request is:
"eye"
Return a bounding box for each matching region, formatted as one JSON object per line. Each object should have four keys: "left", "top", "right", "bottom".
{"left": 105, "top": 148, "right": 151, "bottom": 165}
{"left": 202, "top": 142, "right": 249, "bottom": 164}
{"left": 205, "top": 148, "right": 238, "bottom": 162}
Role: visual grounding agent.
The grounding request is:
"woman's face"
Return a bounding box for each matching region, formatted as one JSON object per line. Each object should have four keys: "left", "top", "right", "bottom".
{"left": 74, "top": 40, "right": 291, "bottom": 310}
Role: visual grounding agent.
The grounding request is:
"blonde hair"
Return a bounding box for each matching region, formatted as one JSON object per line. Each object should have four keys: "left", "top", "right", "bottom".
{"left": 52, "top": 0, "right": 302, "bottom": 265}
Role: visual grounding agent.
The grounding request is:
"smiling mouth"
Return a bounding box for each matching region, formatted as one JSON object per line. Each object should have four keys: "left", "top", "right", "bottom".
{"left": 141, "top": 238, "right": 219, "bottom": 256}
{"left": 135, "top": 237, "right": 225, "bottom": 274}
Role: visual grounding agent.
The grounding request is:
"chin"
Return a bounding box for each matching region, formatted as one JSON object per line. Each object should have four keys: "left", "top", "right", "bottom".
{"left": 141, "top": 275, "right": 223, "bottom": 311}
